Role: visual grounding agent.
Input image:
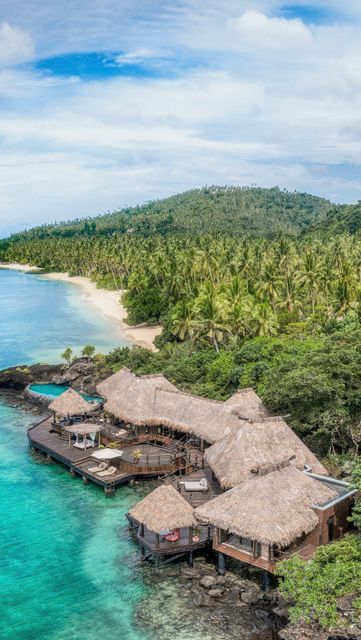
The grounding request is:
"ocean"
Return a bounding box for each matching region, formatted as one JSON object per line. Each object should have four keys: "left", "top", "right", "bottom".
{"left": 0, "top": 269, "right": 233, "bottom": 640}
{"left": 0, "top": 269, "right": 129, "bottom": 369}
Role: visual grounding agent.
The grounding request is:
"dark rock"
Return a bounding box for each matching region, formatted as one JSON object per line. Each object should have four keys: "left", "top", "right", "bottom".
{"left": 241, "top": 586, "right": 263, "bottom": 605}
{"left": 220, "top": 588, "right": 240, "bottom": 604}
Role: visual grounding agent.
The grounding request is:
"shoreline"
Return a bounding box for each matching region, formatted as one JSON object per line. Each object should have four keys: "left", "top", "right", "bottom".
{"left": 0, "top": 262, "right": 41, "bottom": 272}
{"left": 1, "top": 263, "right": 162, "bottom": 352}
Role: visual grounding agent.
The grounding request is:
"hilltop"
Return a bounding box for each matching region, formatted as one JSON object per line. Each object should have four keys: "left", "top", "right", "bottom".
{"left": 2, "top": 186, "right": 332, "bottom": 244}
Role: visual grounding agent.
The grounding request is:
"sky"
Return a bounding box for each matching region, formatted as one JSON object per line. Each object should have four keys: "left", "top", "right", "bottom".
{"left": 0, "top": 1, "right": 361, "bottom": 236}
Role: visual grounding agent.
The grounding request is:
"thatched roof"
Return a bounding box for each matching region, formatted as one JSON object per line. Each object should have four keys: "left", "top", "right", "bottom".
{"left": 48, "top": 388, "right": 95, "bottom": 416}
{"left": 195, "top": 466, "right": 337, "bottom": 548}
{"left": 64, "top": 422, "right": 100, "bottom": 434}
{"left": 97, "top": 368, "right": 178, "bottom": 423}
{"left": 97, "top": 368, "right": 269, "bottom": 443}
{"left": 225, "top": 388, "right": 270, "bottom": 420}
{"left": 129, "top": 485, "right": 196, "bottom": 533}
{"left": 205, "top": 416, "right": 327, "bottom": 488}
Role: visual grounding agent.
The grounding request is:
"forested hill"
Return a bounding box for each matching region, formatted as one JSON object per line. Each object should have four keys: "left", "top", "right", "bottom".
{"left": 2, "top": 186, "right": 332, "bottom": 243}
{"left": 307, "top": 202, "right": 361, "bottom": 236}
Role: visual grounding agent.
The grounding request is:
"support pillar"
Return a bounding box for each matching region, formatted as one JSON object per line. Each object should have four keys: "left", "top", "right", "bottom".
{"left": 262, "top": 570, "right": 271, "bottom": 593}
{"left": 217, "top": 552, "right": 226, "bottom": 576}
{"left": 188, "top": 550, "right": 193, "bottom": 567}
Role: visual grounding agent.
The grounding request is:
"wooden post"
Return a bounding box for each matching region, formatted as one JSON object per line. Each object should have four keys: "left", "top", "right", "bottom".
{"left": 155, "top": 533, "right": 160, "bottom": 549}
{"left": 188, "top": 551, "right": 193, "bottom": 567}
{"left": 217, "top": 552, "right": 226, "bottom": 576}
{"left": 262, "top": 571, "right": 271, "bottom": 592}
{"left": 188, "top": 527, "right": 193, "bottom": 544}
{"left": 140, "top": 523, "right": 144, "bottom": 537}
{"left": 68, "top": 432, "right": 71, "bottom": 448}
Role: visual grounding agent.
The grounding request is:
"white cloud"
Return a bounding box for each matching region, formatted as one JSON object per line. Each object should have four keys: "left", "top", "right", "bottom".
{"left": 1, "top": 2, "right": 361, "bottom": 234}
{"left": 0, "top": 22, "right": 34, "bottom": 66}
{"left": 227, "top": 10, "right": 313, "bottom": 52}
{"left": 114, "top": 48, "right": 159, "bottom": 65}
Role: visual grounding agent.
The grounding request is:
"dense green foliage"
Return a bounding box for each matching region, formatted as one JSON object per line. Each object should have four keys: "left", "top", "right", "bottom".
{"left": 4, "top": 233, "right": 361, "bottom": 338}
{"left": 276, "top": 535, "right": 361, "bottom": 628}
{"left": 310, "top": 202, "right": 361, "bottom": 236}
{"left": 1, "top": 186, "right": 332, "bottom": 242}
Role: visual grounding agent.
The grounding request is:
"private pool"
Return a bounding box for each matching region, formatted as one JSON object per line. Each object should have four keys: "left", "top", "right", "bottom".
{"left": 29, "top": 383, "right": 102, "bottom": 403}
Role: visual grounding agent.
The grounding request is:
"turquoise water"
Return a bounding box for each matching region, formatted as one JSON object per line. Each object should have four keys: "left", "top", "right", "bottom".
{"left": 0, "top": 269, "right": 129, "bottom": 369}
{"left": 0, "top": 402, "right": 152, "bottom": 640}
{"left": 0, "top": 270, "right": 150, "bottom": 640}
{"left": 29, "top": 383, "right": 102, "bottom": 402}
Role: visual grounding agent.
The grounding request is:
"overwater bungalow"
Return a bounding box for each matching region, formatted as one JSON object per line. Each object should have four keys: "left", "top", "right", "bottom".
{"left": 127, "top": 484, "right": 210, "bottom": 567}
{"left": 195, "top": 464, "right": 356, "bottom": 576}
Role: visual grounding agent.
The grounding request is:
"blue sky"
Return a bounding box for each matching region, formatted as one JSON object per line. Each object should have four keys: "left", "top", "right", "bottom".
{"left": 0, "top": 1, "right": 361, "bottom": 235}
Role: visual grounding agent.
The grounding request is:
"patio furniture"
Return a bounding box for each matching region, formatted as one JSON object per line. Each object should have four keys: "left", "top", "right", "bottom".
{"left": 181, "top": 478, "right": 208, "bottom": 493}
{"left": 88, "top": 462, "right": 108, "bottom": 473}
{"left": 164, "top": 528, "right": 180, "bottom": 543}
{"left": 96, "top": 465, "right": 117, "bottom": 477}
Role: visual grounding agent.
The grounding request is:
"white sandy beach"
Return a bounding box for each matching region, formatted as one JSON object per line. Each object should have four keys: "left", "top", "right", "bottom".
{"left": 1, "top": 264, "right": 162, "bottom": 351}
{"left": 0, "top": 262, "right": 40, "bottom": 272}
{"left": 44, "top": 273, "right": 162, "bottom": 352}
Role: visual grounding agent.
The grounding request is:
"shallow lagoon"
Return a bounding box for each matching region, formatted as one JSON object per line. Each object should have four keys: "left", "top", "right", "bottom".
{"left": 0, "top": 269, "right": 129, "bottom": 369}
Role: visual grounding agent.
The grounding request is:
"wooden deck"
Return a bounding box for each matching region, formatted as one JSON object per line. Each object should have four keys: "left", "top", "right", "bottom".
{"left": 27, "top": 418, "right": 204, "bottom": 493}
{"left": 172, "top": 465, "right": 223, "bottom": 508}
{"left": 138, "top": 525, "right": 211, "bottom": 557}
{"left": 27, "top": 417, "right": 133, "bottom": 493}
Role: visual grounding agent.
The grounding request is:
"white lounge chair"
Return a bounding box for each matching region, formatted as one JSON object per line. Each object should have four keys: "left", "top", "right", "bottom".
{"left": 88, "top": 462, "right": 108, "bottom": 473}
{"left": 97, "top": 465, "right": 117, "bottom": 478}
{"left": 182, "top": 478, "right": 208, "bottom": 492}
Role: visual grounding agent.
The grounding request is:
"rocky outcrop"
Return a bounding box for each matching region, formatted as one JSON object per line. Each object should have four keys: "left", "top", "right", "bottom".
{"left": 0, "top": 358, "right": 112, "bottom": 396}
{"left": 0, "top": 363, "right": 63, "bottom": 390}
{"left": 136, "top": 556, "right": 283, "bottom": 640}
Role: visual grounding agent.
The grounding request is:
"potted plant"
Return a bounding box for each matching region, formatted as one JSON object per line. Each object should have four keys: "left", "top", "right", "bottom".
{"left": 192, "top": 526, "right": 201, "bottom": 542}
{"left": 133, "top": 449, "right": 142, "bottom": 464}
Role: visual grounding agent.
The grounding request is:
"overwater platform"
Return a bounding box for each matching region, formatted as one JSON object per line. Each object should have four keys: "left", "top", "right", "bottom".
{"left": 27, "top": 417, "right": 133, "bottom": 493}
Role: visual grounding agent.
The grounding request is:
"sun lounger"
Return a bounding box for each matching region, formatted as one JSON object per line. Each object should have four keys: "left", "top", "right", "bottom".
{"left": 88, "top": 462, "right": 108, "bottom": 473}
{"left": 96, "top": 465, "right": 117, "bottom": 477}
{"left": 181, "top": 478, "right": 208, "bottom": 492}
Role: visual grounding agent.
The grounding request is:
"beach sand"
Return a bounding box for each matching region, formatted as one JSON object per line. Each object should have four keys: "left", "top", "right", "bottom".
{"left": 0, "top": 262, "right": 40, "bottom": 272}
{"left": 42, "top": 273, "right": 162, "bottom": 352}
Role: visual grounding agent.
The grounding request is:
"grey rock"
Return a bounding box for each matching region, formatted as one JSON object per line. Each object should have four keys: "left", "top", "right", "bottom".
{"left": 208, "top": 588, "right": 224, "bottom": 598}
{"left": 221, "top": 588, "right": 240, "bottom": 604}
{"left": 199, "top": 575, "right": 218, "bottom": 589}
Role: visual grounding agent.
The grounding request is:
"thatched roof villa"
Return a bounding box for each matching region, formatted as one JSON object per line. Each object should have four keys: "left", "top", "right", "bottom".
{"left": 127, "top": 484, "right": 211, "bottom": 565}
{"left": 205, "top": 416, "right": 327, "bottom": 489}
{"left": 49, "top": 388, "right": 96, "bottom": 418}
{"left": 195, "top": 464, "right": 356, "bottom": 574}
{"left": 129, "top": 484, "right": 196, "bottom": 533}
{"left": 97, "top": 368, "right": 269, "bottom": 444}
